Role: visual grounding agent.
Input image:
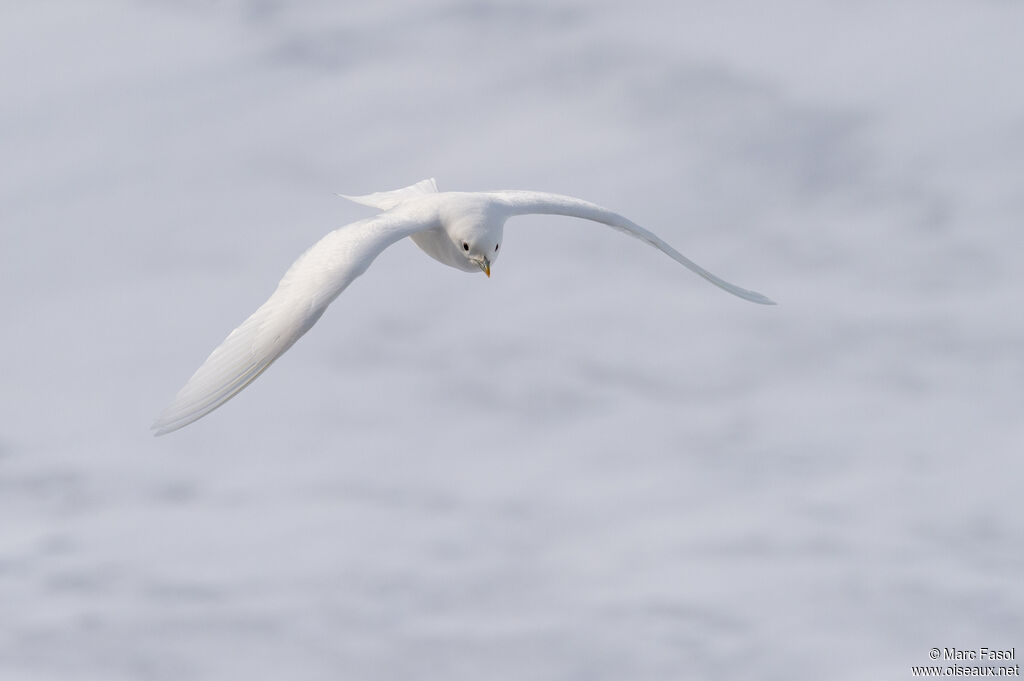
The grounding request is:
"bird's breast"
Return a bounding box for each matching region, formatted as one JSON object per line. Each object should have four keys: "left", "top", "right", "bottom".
{"left": 409, "top": 227, "right": 477, "bottom": 272}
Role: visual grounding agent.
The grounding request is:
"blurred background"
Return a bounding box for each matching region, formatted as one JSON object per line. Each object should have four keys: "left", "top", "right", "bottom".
{"left": 2, "top": 1, "right": 1022, "bottom": 679}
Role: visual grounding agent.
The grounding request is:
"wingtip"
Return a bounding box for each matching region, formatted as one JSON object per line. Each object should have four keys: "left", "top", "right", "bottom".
{"left": 727, "top": 286, "right": 776, "bottom": 306}
{"left": 150, "top": 417, "right": 176, "bottom": 437}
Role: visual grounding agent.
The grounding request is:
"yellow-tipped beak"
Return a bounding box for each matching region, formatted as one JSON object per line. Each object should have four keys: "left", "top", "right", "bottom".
{"left": 478, "top": 258, "right": 491, "bottom": 277}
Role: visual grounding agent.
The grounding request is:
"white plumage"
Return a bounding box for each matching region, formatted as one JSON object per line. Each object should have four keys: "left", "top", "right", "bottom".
{"left": 152, "top": 179, "right": 773, "bottom": 435}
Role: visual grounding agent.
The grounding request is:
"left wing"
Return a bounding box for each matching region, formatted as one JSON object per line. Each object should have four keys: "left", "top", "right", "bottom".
{"left": 490, "top": 190, "right": 775, "bottom": 305}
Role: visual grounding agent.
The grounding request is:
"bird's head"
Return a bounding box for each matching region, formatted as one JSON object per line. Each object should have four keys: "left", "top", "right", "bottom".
{"left": 452, "top": 222, "right": 503, "bottom": 277}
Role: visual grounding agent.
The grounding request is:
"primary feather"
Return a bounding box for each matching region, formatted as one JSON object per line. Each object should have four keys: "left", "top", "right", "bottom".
{"left": 490, "top": 191, "right": 775, "bottom": 305}
{"left": 152, "top": 210, "right": 437, "bottom": 435}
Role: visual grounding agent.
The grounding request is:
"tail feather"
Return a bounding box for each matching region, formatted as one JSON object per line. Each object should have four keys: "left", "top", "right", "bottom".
{"left": 339, "top": 178, "right": 438, "bottom": 211}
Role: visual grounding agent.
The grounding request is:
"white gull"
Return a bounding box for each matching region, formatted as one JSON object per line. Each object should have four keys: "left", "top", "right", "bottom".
{"left": 153, "top": 179, "right": 774, "bottom": 435}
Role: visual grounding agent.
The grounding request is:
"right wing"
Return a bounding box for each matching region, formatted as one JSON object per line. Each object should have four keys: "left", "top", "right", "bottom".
{"left": 152, "top": 210, "right": 437, "bottom": 435}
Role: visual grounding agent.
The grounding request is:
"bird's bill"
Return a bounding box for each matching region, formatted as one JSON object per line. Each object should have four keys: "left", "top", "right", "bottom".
{"left": 477, "top": 258, "right": 491, "bottom": 277}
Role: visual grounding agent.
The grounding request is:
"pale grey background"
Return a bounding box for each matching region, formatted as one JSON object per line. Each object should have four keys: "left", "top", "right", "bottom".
{"left": 2, "top": 1, "right": 1023, "bottom": 679}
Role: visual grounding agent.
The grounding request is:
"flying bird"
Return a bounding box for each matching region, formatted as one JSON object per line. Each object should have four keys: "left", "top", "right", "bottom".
{"left": 153, "top": 179, "right": 774, "bottom": 435}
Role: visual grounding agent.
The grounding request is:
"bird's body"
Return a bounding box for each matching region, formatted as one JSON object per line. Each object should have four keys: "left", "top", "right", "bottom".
{"left": 152, "top": 179, "right": 773, "bottom": 435}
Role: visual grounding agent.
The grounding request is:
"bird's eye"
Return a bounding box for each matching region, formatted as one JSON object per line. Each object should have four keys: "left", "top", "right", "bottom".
{"left": 495, "top": 243, "right": 500, "bottom": 251}
{"left": 462, "top": 242, "right": 469, "bottom": 251}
